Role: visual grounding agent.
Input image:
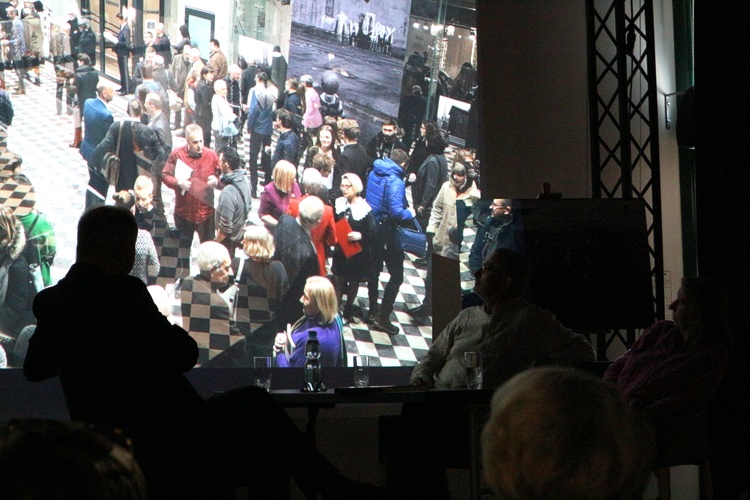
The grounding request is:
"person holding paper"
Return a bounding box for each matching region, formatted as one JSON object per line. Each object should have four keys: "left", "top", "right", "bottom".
{"left": 162, "top": 124, "right": 219, "bottom": 276}
{"left": 332, "top": 173, "right": 375, "bottom": 323}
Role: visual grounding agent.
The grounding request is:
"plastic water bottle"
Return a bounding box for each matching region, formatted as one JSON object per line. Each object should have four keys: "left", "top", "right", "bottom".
{"left": 305, "top": 330, "right": 321, "bottom": 391}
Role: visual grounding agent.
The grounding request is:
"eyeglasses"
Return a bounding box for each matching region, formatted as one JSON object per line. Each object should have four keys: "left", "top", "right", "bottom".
{"left": 340, "top": 183, "right": 352, "bottom": 188}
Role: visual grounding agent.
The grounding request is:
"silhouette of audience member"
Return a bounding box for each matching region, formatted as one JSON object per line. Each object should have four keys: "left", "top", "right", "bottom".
{"left": 23, "top": 206, "right": 382, "bottom": 499}
{"left": 410, "top": 248, "right": 594, "bottom": 389}
{"left": 604, "top": 276, "right": 731, "bottom": 463}
{"left": 0, "top": 419, "right": 147, "bottom": 499}
{"left": 482, "top": 367, "right": 655, "bottom": 500}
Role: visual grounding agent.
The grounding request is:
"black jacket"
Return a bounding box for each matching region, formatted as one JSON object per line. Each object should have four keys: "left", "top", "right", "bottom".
{"left": 74, "top": 65, "right": 99, "bottom": 105}
{"left": 366, "top": 131, "right": 407, "bottom": 160}
{"left": 412, "top": 154, "right": 448, "bottom": 211}
{"left": 77, "top": 28, "right": 96, "bottom": 59}
{"left": 194, "top": 79, "right": 214, "bottom": 119}
{"left": 332, "top": 143, "right": 372, "bottom": 200}
{"left": 272, "top": 129, "right": 301, "bottom": 167}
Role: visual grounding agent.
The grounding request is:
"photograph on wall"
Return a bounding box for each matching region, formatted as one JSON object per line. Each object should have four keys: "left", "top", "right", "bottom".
{"left": 288, "top": 0, "right": 414, "bottom": 143}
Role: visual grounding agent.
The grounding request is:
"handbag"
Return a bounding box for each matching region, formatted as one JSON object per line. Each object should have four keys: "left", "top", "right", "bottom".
{"left": 221, "top": 119, "right": 239, "bottom": 137}
{"left": 101, "top": 121, "right": 124, "bottom": 186}
{"left": 394, "top": 218, "right": 428, "bottom": 259}
{"left": 167, "top": 89, "right": 183, "bottom": 112}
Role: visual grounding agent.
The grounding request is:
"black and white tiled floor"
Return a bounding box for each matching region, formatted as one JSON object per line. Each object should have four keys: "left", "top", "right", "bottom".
{"left": 6, "top": 62, "right": 479, "bottom": 368}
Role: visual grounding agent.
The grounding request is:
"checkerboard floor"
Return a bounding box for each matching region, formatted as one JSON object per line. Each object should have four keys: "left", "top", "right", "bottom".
{"left": 7, "top": 62, "right": 479, "bottom": 368}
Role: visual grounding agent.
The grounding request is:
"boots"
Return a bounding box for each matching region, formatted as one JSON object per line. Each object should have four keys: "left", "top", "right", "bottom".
{"left": 373, "top": 305, "right": 399, "bottom": 335}
{"left": 69, "top": 127, "right": 82, "bottom": 148}
{"left": 366, "top": 303, "right": 379, "bottom": 325}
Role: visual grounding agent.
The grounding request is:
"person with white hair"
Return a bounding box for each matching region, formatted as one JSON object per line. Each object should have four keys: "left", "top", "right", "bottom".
{"left": 178, "top": 240, "right": 240, "bottom": 366}
{"left": 152, "top": 22, "right": 171, "bottom": 66}
{"left": 274, "top": 195, "right": 324, "bottom": 326}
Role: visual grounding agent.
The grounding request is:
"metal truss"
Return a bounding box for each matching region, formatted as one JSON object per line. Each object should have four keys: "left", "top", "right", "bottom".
{"left": 585, "top": 0, "right": 665, "bottom": 354}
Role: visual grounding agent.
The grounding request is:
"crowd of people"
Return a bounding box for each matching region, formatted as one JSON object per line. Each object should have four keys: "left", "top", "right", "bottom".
{"left": 0, "top": 9, "right": 486, "bottom": 369}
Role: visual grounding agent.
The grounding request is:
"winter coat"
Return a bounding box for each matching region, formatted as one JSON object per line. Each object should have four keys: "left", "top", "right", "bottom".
{"left": 247, "top": 84, "right": 277, "bottom": 136}
{"left": 365, "top": 158, "right": 414, "bottom": 224}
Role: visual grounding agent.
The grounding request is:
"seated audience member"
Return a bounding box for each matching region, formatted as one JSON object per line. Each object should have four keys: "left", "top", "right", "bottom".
{"left": 274, "top": 196, "right": 324, "bottom": 328}
{"left": 604, "top": 276, "right": 731, "bottom": 462}
{"left": 258, "top": 160, "right": 301, "bottom": 229}
{"left": 0, "top": 419, "right": 148, "bottom": 499}
{"left": 274, "top": 276, "right": 344, "bottom": 367}
{"left": 410, "top": 248, "right": 595, "bottom": 389}
{"left": 482, "top": 367, "right": 655, "bottom": 500}
{"left": 287, "top": 168, "right": 336, "bottom": 276}
{"left": 112, "top": 191, "right": 160, "bottom": 285}
{"left": 240, "top": 225, "right": 289, "bottom": 357}
{"left": 23, "top": 206, "right": 379, "bottom": 498}
{"left": 179, "top": 241, "right": 240, "bottom": 366}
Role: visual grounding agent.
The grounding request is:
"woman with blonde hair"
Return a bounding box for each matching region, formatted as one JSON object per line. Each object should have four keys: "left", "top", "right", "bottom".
{"left": 273, "top": 276, "right": 344, "bottom": 367}
{"left": 258, "top": 160, "right": 301, "bottom": 228}
{"left": 111, "top": 191, "right": 160, "bottom": 285}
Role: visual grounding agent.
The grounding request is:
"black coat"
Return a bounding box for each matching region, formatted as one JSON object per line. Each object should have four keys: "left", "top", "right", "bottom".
{"left": 77, "top": 28, "right": 96, "bottom": 60}
{"left": 241, "top": 66, "right": 260, "bottom": 105}
{"left": 273, "top": 215, "right": 319, "bottom": 326}
{"left": 332, "top": 143, "right": 372, "bottom": 200}
{"left": 412, "top": 154, "right": 448, "bottom": 211}
{"left": 74, "top": 65, "right": 99, "bottom": 106}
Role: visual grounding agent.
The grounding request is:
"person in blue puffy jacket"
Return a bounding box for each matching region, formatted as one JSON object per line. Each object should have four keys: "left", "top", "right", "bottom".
{"left": 364, "top": 149, "right": 414, "bottom": 335}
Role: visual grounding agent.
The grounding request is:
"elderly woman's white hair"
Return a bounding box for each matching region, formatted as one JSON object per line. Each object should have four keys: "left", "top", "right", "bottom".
{"left": 298, "top": 195, "right": 324, "bottom": 229}
{"left": 243, "top": 225, "right": 275, "bottom": 261}
{"left": 341, "top": 173, "right": 363, "bottom": 195}
{"left": 301, "top": 167, "right": 323, "bottom": 196}
{"left": 197, "top": 241, "right": 230, "bottom": 273}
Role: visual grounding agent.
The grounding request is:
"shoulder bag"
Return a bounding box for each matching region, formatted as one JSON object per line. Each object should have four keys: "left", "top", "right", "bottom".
{"left": 101, "top": 121, "right": 125, "bottom": 186}
{"left": 394, "top": 216, "right": 428, "bottom": 259}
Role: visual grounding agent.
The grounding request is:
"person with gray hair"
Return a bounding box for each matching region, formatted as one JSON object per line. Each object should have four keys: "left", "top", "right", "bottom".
{"left": 482, "top": 367, "right": 655, "bottom": 500}
{"left": 76, "top": 18, "right": 96, "bottom": 64}
{"left": 144, "top": 91, "right": 171, "bottom": 148}
{"left": 2, "top": 6, "right": 27, "bottom": 94}
{"left": 274, "top": 196, "right": 325, "bottom": 326}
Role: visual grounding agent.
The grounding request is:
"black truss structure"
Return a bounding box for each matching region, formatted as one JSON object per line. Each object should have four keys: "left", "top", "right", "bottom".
{"left": 585, "top": 0, "right": 665, "bottom": 356}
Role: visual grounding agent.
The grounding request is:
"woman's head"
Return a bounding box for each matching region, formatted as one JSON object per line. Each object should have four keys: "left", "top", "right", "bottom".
{"left": 286, "top": 77, "right": 299, "bottom": 92}
{"left": 0, "top": 208, "right": 23, "bottom": 259}
{"left": 256, "top": 72, "right": 269, "bottom": 87}
{"left": 112, "top": 190, "right": 134, "bottom": 210}
{"left": 340, "top": 173, "right": 363, "bottom": 197}
{"left": 317, "top": 125, "right": 336, "bottom": 150}
{"left": 272, "top": 161, "right": 297, "bottom": 194}
{"left": 242, "top": 225, "right": 275, "bottom": 261}
{"left": 312, "top": 153, "right": 334, "bottom": 178}
{"left": 482, "top": 367, "right": 654, "bottom": 500}
{"left": 213, "top": 79, "right": 227, "bottom": 95}
{"left": 302, "top": 276, "right": 337, "bottom": 324}
{"left": 670, "top": 277, "right": 731, "bottom": 348}
{"left": 179, "top": 24, "right": 190, "bottom": 39}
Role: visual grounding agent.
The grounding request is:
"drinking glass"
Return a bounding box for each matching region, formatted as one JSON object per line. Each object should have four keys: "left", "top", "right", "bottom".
{"left": 254, "top": 356, "right": 272, "bottom": 391}
{"left": 464, "top": 351, "right": 483, "bottom": 389}
{"left": 353, "top": 355, "right": 370, "bottom": 388}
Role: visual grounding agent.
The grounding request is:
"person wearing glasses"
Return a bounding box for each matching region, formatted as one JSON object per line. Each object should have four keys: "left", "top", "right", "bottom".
{"left": 410, "top": 248, "right": 593, "bottom": 389}
{"left": 178, "top": 241, "right": 241, "bottom": 366}
{"left": 468, "top": 198, "right": 522, "bottom": 275}
{"left": 332, "top": 173, "right": 375, "bottom": 323}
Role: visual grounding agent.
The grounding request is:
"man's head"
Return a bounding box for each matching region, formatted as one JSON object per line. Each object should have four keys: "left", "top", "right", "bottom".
{"left": 381, "top": 118, "right": 398, "bottom": 142}
{"left": 153, "top": 55, "right": 165, "bottom": 68}
{"left": 218, "top": 146, "right": 241, "bottom": 175}
{"left": 188, "top": 47, "right": 201, "bottom": 63}
{"left": 311, "top": 153, "right": 334, "bottom": 178}
{"left": 185, "top": 124, "right": 204, "bottom": 157}
{"left": 490, "top": 199, "right": 512, "bottom": 220}
{"left": 339, "top": 119, "right": 359, "bottom": 144}
{"left": 6, "top": 6, "right": 17, "bottom": 18}
{"left": 133, "top": 175, "right": 153, "bottom": 214}
{"left": 197, "top": 241, "right": 232, "bottom": 285}
{"left": 298, "top": 196, "right": 325, "bottom": 232}
{"left": 76, "top": 206, "right": 138, "bottom": 275}
{"left": 389, "top": 149, "right": 410, "bottom": 170}
{"left": 275, "top": 108, "right": 294, "bottom": 131}
{"left": 209, "top": 38, "right": 220, "bottom": 53}
{"left": 473, "top": 249, "right": 531, "bottom": 305}
{"left": 143, "top": 30, "right": 153, "bottom": 45}
{"left": 144, "top": 92, "right": 163, "bottom": 116}
{"left": 213, "top": 78, "right": 227, "bottom": 95}
{"left": 155, "top": 22, "right": 164, "bottom": 35}
{"left": 116, "top": 12, "right": 125, "bottom": 23}
{"left": 482, "top": 367, "right": 654, "bottom": 500}
{"left": 228, "top": 64, "right": 241, "bottom": 81}
{"left": 97, "top": 83, "right": 115, "bottom": 103}
{"left": 77, "top": 53, "right": 91, "bottom": 66}
{"left": 141, "top": 61, "right": 154, "bottom": 81}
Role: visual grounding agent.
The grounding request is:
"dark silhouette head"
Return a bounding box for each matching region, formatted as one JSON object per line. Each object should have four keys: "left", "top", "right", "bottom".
{"left": 76, "top": 206, "right": 138, "bottom": 275}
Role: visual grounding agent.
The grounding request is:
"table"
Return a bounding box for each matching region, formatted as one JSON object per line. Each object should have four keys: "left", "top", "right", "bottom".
{"left": 270, "top": 386, "right": 495, "bottom": 499}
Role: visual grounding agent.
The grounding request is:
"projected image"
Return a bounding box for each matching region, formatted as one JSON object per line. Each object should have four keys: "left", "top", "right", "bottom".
{"left": 288, "top": 0, "right": 414, "bottom": 143}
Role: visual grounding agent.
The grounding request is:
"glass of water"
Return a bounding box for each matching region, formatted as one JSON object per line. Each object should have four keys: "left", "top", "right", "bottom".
{"left": 254, "top": 356, "right": 272, "bottom": 391}
{"left": 353, "top": 355, "right": 370, "bottom": 388}
{"left": 464, "top": 351, "right": 483, "bottom": 389}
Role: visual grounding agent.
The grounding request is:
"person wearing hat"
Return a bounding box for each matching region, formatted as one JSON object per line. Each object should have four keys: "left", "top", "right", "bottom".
{"left": 397, "top": 84, "right": 427, "bottom": 149}
{"left": 300, "top": 74, "right": 322, "bottom": 135}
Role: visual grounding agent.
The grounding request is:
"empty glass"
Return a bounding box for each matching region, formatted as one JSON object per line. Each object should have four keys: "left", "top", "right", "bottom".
{"left": 464, "top": 351, "right": 483, "bottom": 389}
{"left": 254, "top": 356, "right": 272, "bottom": 391}
{"left": 353, "top": 355, "right": 370, "bottom": 388}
